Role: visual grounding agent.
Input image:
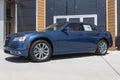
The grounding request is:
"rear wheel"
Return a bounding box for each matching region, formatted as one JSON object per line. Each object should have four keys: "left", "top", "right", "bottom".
{"left": 29, "top": 40, "right": 52, "bottom": 62}
{"left": 96, "top": 40, "right": 108, "bottom": 55}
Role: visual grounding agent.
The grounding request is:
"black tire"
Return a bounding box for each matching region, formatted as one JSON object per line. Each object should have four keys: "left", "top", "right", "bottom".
{"left": 29, "top": 40, "right": 52, "bottom": 62}
{"left": 96, "top": 40, "right": 108, "bottom": 55}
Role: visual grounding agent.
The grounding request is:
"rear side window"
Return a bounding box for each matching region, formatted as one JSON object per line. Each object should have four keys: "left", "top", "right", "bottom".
{"left": 83, "top": 24, "right": 97, "bottom": 31}
{"left": 83, "top": 24, "right": 92, "bottom": 31}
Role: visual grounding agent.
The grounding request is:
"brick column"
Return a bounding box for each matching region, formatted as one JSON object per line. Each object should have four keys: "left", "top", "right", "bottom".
{"left": 38, "top": 0, "right": 45, "bottom": 31}
{"left": 108, "top": 0, "right": 116, "bottom": 50}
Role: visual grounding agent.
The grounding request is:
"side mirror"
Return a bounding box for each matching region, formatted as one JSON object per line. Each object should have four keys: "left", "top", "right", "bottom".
{"left": 61, "top": 28, "right": 67, "bottom": 32}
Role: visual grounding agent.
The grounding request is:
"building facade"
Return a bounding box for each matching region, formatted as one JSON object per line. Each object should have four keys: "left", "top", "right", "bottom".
{"left": 0, "top": 0, "right": 119, "bottom": 50}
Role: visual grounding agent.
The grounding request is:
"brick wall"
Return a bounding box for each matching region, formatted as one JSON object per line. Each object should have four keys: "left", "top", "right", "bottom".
{"left": 38, "top": 0, "right": 45, "bottom": 31}
{"left": 108, "top": 0, "right": 116, "bottom": 50}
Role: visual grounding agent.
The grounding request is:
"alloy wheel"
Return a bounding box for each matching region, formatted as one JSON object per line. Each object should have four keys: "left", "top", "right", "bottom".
{"left": 33, "top": 43, "right": 49, "bottom": 60}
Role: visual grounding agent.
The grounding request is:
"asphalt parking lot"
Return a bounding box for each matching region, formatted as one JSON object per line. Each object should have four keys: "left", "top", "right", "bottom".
{"left": 0, "top": 50, "right": 120, "bottom": 80}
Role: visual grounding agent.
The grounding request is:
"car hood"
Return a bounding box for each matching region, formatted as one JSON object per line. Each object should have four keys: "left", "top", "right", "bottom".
{"left": 8, "top": 31, "right": 45, "bottom": 37}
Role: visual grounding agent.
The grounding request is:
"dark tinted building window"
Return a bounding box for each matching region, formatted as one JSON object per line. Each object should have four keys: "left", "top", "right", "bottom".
{"left": 17, "top": 0, "right": 36, "bottom": 32}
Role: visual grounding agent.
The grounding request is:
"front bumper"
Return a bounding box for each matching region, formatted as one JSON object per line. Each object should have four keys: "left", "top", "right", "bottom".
{"left": 4, "top": 47, "right": 28, "bottom": 57}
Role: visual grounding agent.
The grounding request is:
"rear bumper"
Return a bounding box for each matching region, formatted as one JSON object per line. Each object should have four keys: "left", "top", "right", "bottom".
{"left": 4, "top": 47, "right": 28, "bottom": 57}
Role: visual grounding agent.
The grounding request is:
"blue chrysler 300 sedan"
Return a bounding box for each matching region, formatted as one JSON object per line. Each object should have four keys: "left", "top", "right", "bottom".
{"left": 4, "top": 22, "right": 112, "bottom": 62}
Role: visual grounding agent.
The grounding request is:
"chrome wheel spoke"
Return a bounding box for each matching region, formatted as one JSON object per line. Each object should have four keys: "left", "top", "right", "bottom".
{"left": 42, "top": 44, "right": 47, "bottom": 50}
{"left": 35, "top": 53, "right": 40, "bottom": 57}
{"left": 35, "top": 46, "right": 39, "bottom": 50}
{"left": 38, "top": 53, "right": 42, "bottom": 59}
{"left": 43, "top": 52, "right": 48, "bottom": 56}
{"left": 44, "top": 50, "right": 49, "bottom": 54}
{"left": 33, "top": 49, "right": 39, "bottom": 53}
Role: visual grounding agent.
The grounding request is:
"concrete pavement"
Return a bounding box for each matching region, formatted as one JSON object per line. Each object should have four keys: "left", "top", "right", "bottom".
{"left": 0, "top": 50, "right": 120, "bottom": 80}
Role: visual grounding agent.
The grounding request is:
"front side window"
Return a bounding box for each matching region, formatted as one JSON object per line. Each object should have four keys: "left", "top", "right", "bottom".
{"left": 65, "top": 23, "right": 83, "bottom": 31}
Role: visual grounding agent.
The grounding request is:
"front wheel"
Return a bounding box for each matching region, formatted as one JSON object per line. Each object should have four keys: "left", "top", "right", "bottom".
{"left": 29, "top": 40, "right": 52, "bottom": 62}
{"left": 96, "top": 40, "right": 108, "bottom": 55}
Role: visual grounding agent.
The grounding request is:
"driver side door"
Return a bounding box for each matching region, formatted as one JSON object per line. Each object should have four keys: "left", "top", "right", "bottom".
{"left": 55, "top": 23, "right": 86, "bottom": 54}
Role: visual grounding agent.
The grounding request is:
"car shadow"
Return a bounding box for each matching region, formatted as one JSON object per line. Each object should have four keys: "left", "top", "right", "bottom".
{"left": 51, "top": 53, "right": 95, "bottom": 61}
{"left": 5, "top": 53, "right": 109, "bottom": 63}
{"left": 5, "top": 56, "right": 30, "bottom": 63}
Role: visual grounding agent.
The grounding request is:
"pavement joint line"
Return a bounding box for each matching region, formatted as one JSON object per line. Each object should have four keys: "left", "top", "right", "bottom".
{"left": 101, "top": 56, "right": 120, "bottom": 78}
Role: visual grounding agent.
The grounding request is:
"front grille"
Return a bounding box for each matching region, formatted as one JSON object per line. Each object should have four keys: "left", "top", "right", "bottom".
{"left": 5, "top": 37, "right": 10, "bottom": 46}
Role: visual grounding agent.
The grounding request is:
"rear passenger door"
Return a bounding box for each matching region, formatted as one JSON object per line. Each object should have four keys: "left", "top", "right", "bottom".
{"left": 82, "top": 23, "right": 100, "bottom": 50}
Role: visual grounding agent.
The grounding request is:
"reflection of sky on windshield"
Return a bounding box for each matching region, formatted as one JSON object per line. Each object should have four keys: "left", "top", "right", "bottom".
{"left": 45, "top": 22, "right": 66, "bottom": 31}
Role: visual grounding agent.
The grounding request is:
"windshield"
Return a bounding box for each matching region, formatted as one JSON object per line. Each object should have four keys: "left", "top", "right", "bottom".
{"left": 45, "top": 22, "right": 66, "bottom": 31}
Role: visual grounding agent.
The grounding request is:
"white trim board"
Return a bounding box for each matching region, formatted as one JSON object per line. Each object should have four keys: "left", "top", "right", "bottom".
{"left": 106, "top": 0, "right": 108, "bottom": 31}
{"left": 44, "top": 0, "right": 46, "bottom": 29}
{"left": 36, "top": 0, "right": 38, "bottom": 31}
{"left": 15, "top": 2, "right": 18, "bottom": 33}
{"left": 115, "top": 0, "right": 118, "bottom": 37}
{"left": 54, "top": 14, "right": 98, "bottom": 25}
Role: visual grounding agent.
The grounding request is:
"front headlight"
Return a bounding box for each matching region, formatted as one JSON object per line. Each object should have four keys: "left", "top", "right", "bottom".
{"left": 13, "top": 35, "right": 27, "bottom": 41}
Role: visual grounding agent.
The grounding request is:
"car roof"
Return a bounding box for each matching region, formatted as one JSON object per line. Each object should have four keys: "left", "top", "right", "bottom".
{"left": 62, "top": 22, "right": 97, "bottom": 27}
{"left": 64, "top": 22, "right": 98, "bottom": 30}
{"left": 56, "top": 21, "right": 95, "bottom": 25}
